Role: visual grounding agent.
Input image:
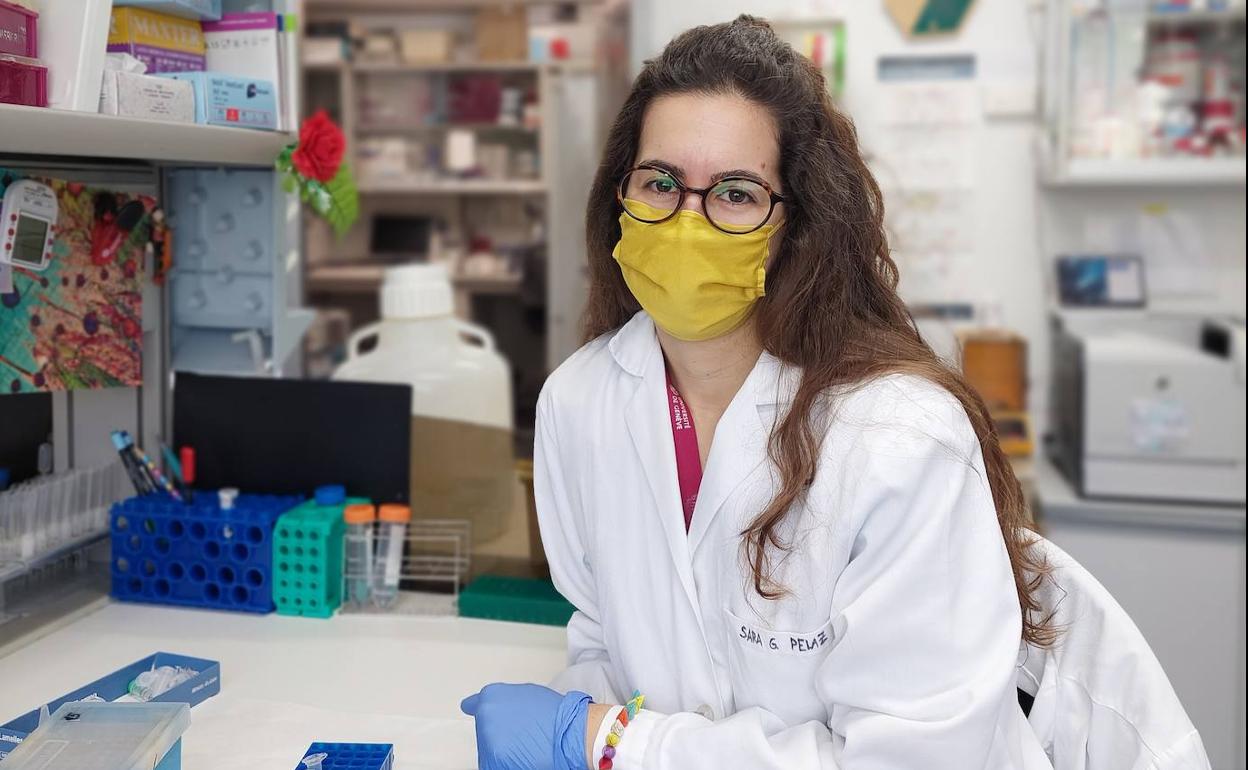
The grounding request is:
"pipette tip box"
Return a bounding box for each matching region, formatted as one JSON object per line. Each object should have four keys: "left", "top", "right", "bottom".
{"left": 0, "top": 652, "right": 218, "bottom": 759}
{"left": 297, "top": 742, "right": 395, "bottom": 770}
{"left": 0, "top": 702, "right": 189, "bottom": 770}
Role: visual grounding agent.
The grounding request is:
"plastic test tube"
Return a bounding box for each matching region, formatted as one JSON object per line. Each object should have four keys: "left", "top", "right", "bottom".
{"left": 343, "top": 503, "right": 377, "bottom": 607}
{"left": 301, "top": 753, "right": 328, "bottom": 770}
{"left": 374, "top": 504, "right": 412, "bottom": 608}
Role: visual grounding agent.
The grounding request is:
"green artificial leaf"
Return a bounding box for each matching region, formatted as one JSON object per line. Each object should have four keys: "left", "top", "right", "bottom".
{"left": 323, "top": 163, "right": 360, "bottom": 238}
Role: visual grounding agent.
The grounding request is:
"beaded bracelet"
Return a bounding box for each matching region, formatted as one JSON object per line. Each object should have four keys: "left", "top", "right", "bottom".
{"left": 597, "top": 690, "right": 645, "bottom": 770}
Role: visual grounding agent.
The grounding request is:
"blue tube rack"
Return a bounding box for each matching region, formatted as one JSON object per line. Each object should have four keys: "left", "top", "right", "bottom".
{"left": 296, "top": 743, "right": 394, "bottom": 770}
{"left": 111, "top": 492, "right": 303, "bottom": 613}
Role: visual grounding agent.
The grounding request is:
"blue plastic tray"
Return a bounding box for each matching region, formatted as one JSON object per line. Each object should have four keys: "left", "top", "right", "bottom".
{"left": 0, "top": 652, "right": 219, "bottom": 759}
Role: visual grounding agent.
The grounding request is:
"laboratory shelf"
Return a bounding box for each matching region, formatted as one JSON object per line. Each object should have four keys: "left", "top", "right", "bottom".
{"left": 356, "top": 178, "right": 548, "bottom": 195}
{"left": 308, "top": 0, "right": 601, "bottom": 9}
{"left": 307, "top": 263, "right": 523, "bottom": 295}
{"left": 1041, "top": 157, "right": 1247, "bottom": 188}
{"left": 0, "top": 104, "right": 296, "bottom": 167}
{"left": 356, "top": 122, "right": 540, "bottom": 134}
{"left": 354, "top": 60, "right": 542, "bottom": 74}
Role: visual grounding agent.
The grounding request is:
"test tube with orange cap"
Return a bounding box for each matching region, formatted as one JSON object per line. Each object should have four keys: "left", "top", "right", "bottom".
{"left": 375, "top": 503, "right": 412, "bottom": 608}
{"left": 343, "top": 503, "right": 377, "bottom": 607}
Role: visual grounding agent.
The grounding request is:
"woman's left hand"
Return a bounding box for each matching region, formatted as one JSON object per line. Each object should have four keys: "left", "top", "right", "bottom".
{"left": 460, "top": 683, "right": 592, "bottom": 770}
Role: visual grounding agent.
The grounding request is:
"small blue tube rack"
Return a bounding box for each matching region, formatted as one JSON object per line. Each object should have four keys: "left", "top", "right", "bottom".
{"left": 111, "top": 492, "right": 303, "bottom": 613}
{"left": 296, "top": 743, "right": 394, "bottom": 770}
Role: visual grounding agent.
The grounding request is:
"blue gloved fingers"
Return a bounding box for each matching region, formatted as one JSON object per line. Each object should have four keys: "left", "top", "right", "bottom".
{"left": 462, "top": 683, "right": 590, "bottom": 770}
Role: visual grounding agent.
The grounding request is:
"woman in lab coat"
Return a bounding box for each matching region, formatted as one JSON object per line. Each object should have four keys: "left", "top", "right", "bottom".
{"left": 461, "top": 15, "right": 1054, "bottom": 770}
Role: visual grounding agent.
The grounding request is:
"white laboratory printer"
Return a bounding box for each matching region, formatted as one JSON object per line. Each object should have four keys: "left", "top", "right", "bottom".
{"left": 1042, "top": 310, "right": 1246, "bottom": 769}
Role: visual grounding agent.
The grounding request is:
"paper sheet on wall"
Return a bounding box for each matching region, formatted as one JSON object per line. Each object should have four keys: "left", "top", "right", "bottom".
{"left": 1138, "top": 206, "right": 1214, "bottom": 298}
{"left": 869, "top": 75, "right": 983, "bottom": 303}
{"left": 877, "top": 80, "right": 981, "bottom": 127}
{"left": 1081, "top": 205, "right": 1215, "bottom": 298}
{"left": 871, "top": 129, "right": 978, "bottom": 191}
{"left": 889, "top": 192, "right": 980, "bottom": 303}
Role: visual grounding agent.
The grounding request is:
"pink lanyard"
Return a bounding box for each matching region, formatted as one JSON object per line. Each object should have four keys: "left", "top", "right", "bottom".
{"left": 665, "top": 372, "right": 702, "bottom": 533}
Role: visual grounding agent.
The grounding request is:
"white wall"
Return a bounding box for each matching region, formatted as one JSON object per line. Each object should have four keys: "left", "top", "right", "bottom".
{"left": 628, "top": 0, "right": 1246, "bottom": 433}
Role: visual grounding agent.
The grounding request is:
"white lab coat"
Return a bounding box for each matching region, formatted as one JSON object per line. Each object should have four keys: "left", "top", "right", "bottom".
{"left": 1020, "top": 538, "right": 1211, "bottom": 769}
{"left": 534, "top": 311, "right": 1054, "bottom": 769}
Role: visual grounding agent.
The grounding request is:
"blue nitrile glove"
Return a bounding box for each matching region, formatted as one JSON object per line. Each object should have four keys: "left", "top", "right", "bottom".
{"left": 460, "top": 683, "right": 592, "bottom": 770}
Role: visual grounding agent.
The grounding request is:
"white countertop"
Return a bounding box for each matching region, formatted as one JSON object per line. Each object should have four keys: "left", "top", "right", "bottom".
{"left": 0, "top": 601, "right": 568, "bottom": 769}
{"left": 1033, "top": 457, "right": 1246, "bottom": 532}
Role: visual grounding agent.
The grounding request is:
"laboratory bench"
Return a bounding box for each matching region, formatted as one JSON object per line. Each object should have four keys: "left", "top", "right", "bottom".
{"left": 0, "top": 600, "right": 567, "bottom": 770}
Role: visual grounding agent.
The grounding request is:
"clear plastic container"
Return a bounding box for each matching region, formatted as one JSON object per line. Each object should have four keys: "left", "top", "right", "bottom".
{"left": 343, "top": 503, "right": 376, "bottom": 608}
{"left": 374, "top": 503, "right": 411, "bottom": 607}
{"left": 0, "top": 701, "right": 189, "bottom": 769}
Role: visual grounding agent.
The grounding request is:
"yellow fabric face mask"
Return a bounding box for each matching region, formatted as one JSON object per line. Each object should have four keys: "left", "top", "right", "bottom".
{"left": 612, "top": 199, "right": 774, "bottom": 342}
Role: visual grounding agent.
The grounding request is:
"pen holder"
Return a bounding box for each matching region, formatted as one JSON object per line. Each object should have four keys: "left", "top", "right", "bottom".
{"left": 110, "top": 492, "right": 303, "bottom": 613}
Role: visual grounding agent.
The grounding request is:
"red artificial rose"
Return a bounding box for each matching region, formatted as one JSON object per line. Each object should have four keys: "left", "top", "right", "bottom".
{"left": 291, "top": 110, "right": 346, "bottom": 183}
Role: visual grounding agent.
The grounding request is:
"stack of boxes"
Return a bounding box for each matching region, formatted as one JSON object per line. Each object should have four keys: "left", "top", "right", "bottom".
{"left": 0, "top": 0, "right": 48, "bottom": 106}
{"left": 101, "top": 0, "right": 293, "bottom": 130}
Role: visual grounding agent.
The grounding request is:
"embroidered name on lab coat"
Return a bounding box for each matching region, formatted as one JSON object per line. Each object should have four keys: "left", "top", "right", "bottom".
{"left": 735, "top": 620, "right": 832, "bottom": 656}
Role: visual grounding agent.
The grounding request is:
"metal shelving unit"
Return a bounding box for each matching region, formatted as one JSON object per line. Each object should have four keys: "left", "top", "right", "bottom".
{"left": 299, "top": 0, "right": 630, "bottom": 442}
{"left": 1039, "top": 0, "right": 1247, "bottom": 187}
{"left": 356, "top": 178, "right": 548, "bottom": 195}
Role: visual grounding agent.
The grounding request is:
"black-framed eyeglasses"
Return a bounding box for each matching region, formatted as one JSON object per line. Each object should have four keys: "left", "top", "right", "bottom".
{"left": 617, "top": 164, "right": 786, "bottom": 235}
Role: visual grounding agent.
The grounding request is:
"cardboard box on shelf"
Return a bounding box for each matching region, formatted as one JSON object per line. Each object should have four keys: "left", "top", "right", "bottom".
{"left": 476, "top": 6, "right": 527, "bottom": 62}
{"left": 399, "top": 28, "right": 454, "bottom": 65}
{"left": 100, "top": 68, "right": 196, "bottom": 122}
{"left": 202, "top": 12, "right": 295, "bottom": 130}
{"left": 156, "top": 70, "right": 277, "bottom": 129}
{"left": 108, "top": 6, "right": 207, "bottom": 73}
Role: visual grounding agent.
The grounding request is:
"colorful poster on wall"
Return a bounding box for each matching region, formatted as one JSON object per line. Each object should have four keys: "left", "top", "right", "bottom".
{"left": 0, "top": 171, "right": 153, "bottom": 394}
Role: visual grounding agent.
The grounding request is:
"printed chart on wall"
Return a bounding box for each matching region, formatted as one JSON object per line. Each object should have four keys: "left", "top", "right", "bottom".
{"left": 0, "top": 171, "right": 153, "bottom": 394}
{"left": 869, "top": 54, "right": 982, "bottom": 305}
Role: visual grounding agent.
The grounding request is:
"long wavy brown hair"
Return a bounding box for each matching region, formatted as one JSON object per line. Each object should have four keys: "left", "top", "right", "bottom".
{"left": 582, "top": 16, "right": 1053, "bottom": 646}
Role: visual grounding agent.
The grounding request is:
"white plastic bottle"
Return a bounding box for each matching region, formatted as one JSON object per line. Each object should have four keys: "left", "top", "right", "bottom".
{"left": 333, "top": 265, "right": 514, "bottom": 543}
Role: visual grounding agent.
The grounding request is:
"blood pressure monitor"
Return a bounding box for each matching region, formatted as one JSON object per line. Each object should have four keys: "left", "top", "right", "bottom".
{"left": 1, "top": 180, "right": 59, "bottom": 272}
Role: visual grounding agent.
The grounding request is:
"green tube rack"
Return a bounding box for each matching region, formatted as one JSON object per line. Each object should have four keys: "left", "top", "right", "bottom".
{"left": 271, "top": 495, "right": 368, "bottom": 618}
{"left": 458, "top": 576, "right": 576, "bottom": 627}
